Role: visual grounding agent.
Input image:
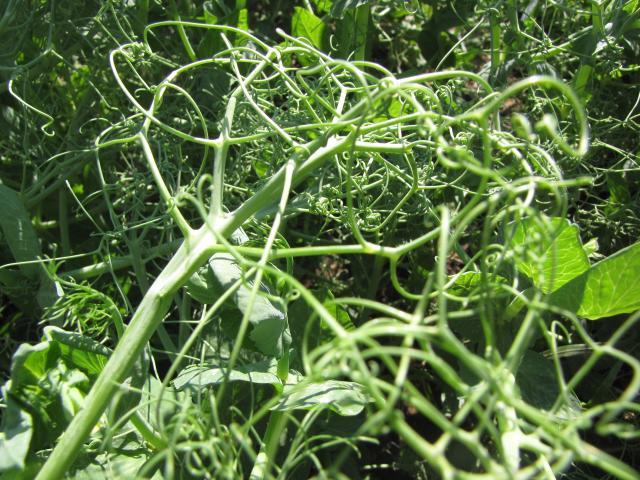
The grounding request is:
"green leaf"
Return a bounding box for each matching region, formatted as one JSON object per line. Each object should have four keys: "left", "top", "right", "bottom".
{"left": 448, "top": 271, "right": 507, "bottom": 297}
{"left": 0, "top": 391, "right": 33, "bottom": 472}
{"left": 291, "top": 7, "right": 326, "bottom": 50}
{"left": 0, "top": 184, "right": 41, "bottom": 279}
{"left": 516, "top": 350, "right": 581, "bottom": 421}
{"left": 550, "top": 242, "right": 640, "bottom": 320}
{"left": 272, "top": 380, "right": 370, "bottom": 416}
{"left": 187, "top": 254, "right": 290, "bottom": 358}
{"left": 288, "top": 288, "right": 354, "bottom": 362}
{"left": 44, "top": 327, "right": 110, "bottom": 376}
{"left": 312, "top": 0, "right": 333, "bottom": 14}
{"left": 0, "top": 327, "right": 112, "bottom": 473}
{"left": 173, "top": 359, "right": 282, "bottom": 391}
{"left": 69, "top": 450, "right": 158, "bottom": 480}
{"left": 0, "top": 269, "right": 39, "bottom": 314}
{"left": 68, "top": 436, "right": 161, "bottom": 480}
{"left": 512, "top": 217, "right": 590, "bottom": 293}
{"left": 138, "top": 377, "right": 187, "bottom": 430}
{"left": 0, "top": 185, "right": 58, "bottom": 311}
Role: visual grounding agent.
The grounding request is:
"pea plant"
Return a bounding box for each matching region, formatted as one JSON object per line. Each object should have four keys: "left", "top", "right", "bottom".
{"left": 2, "top": 9, "right": 640, "bottom": 480}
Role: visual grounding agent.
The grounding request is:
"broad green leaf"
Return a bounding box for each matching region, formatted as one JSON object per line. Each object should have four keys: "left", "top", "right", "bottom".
{"left": 0, "top": 390, "right": 32, "bottom": 472}
{"left": 512, "top": 217, "right": 590, "bottom": 293}
{"left": 173, "top": 359, "right": 282, "bottom": 391}
{"left": 0, "top": 184, "right": 41, "bottom": 279}
{"left": 292, "top": 7, "right": 326, "bottom": 50}
{"left": 8, "top": 342, "right": 51, "bottom": 390}
{"left": 272, "top": 380, "right": 370, "bottom": 416}
{"left": 69, "top": 451, "right": 159, "bottom": 480}
{"left": 320, "top": 289, "right": 355, "bottom": 334}
{"left": 187, "top": 253, "right": 290, "bottom": 358}
{"left": 0, "top": 185, "right": 58, "bottom": 310}
{"left": 551, "top": 242, "right": 640, "bottom": 319}
{"left": 516, "top": 350, "right": 581, "bottom": 421}
{"left": 0, "top": 327, "right": 112, "bottom": 472}
{"left": 44, "top": 327, "right": 110, "bottom": 376}
{"left": 68, "top": 436, "right": 161, "bottom": 480}
{"left": 0, "top": 269, "right": 39, "bottom": 314}
{"left": 184, "top": 267, "right": 221, "bottom": 304}
{"left": 312, "top": 0, "right": 333, "bottom": 14}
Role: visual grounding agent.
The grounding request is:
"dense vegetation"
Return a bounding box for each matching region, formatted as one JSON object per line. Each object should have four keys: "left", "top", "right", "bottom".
{"left": 1, "top": 1, "right": 639, "bottom": 478}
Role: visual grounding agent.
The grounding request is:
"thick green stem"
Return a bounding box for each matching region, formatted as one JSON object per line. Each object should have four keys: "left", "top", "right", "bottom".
{"left": 36, "top": 132, "right": 351, "bottom": 480}
{"left": 249, "top": 411, "right": 287, "bottom": 480}
{"left": 35, "top": 230, "right": 214, "bottom": 480}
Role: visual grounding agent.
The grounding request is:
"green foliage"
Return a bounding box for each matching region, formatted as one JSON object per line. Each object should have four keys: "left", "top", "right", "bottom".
{"left": 0, "top": 327, "right": 109, "bottom": 474}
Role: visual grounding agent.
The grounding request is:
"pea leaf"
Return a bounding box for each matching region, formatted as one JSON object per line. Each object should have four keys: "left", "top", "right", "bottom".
{"left": 137, "top": 377, "right": 187, "bottom": 431}
{"left": 0, "top": 393, "right": 32, "bottom": 472}
{"left": 0, "top": 185, "right": 41, "bottom": 279}
{"left": 516, "top": 350, "right": 581, "bottom": 421}
{"left": 512, "top": 217, "right": 590, "bottom": 293}
{"left": 448, "top": 271, "right": 508, "bottom": 297}
{"left": 551, "top": 242, "right": 640, "bottom": 320}
{"left": 186, "top": 254, "right": 290, "bottom": 358}
{"left": 272, "top": 380, "right": 370, "bottom": 416}
{"left": 292, "top": 7, "right": 326, "bottom": 50}
{"left": 69, "top": 449, "right": 159, "bottom": 480}
{"left": 0, "top": 327, "right": 114, "bottom": 473}
{"left": 0, "top": 184, "right": 59, "bottom": 311}
{"left": 68, "top": 436, "right": 161, "bottom": 480}
{"left": 173, "top": 359, "right": 283, "bottom": 391}
{"left": 288, "top": 288, "right": 354, "bottom": 364}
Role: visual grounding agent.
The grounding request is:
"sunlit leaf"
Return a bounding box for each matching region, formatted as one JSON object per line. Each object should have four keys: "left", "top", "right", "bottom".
{"left": 292, "top": 7, "right": 326, "bottom": 50}
{"left": 512, "top": 217, "right": 590, "bottom": 293}
{"left": 551, "top": 242, "right": 640, "bottom": 319}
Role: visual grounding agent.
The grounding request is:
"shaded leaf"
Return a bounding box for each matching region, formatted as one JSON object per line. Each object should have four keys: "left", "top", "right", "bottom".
{"left": 140, "top": 377, "right": 188, "bottom": 427}
{"left": 0, "top": 391, "right": 32, "bottom": 472}
{"left": 68, "top": 435, "right": 161, "bottom": 480}
{"left": 272, "top": 380, "right": 370, "bottom": 416}
{"left": 173, "top": 359, "right": 281, "bottom": 391}
{"left": 516, "top": 350, "right": 581, "bottom": 421}
{"left": 0, "top": 184, "right": 41, "bottom": 279}
{"left": 0, "top": 327, "right": 112, "bottom": 473}
{"left": 187, "top": 253, "right": 290, "bottom": 357}
{"left": 288, "top": 288, "right": 354, "bottom": 364}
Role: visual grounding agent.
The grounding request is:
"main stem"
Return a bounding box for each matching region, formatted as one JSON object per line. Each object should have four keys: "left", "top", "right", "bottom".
{"left": 35, "top": 229, "right": 214, "bottom": 480}
{"left": 36, "top": 132, "right": 352, "bottom": 479}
